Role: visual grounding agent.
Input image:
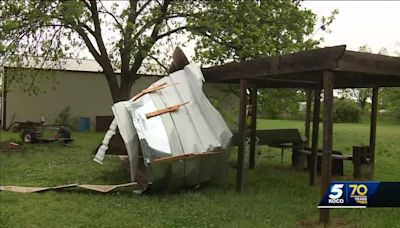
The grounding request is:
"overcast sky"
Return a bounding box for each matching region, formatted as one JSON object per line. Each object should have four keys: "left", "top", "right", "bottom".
{"left": 300, "top": 0, "right": 400, "bottom": 55}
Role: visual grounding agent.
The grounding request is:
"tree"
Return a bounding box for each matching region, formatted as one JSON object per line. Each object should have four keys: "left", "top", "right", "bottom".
{"left": 381, "top": 88, "right": 400, "bottom": 120}
{"left": 187, "top": 1, "right": 337, "bottom": 117}
{"left": 339, "top": 44, "right": 373, "bottom": 110}
{"left": 1, "top": 0, "right": 202, "bottom": 102}
{"left": 258, "top": 89, "right": 304, "bottom": 119}
{"left": 1, "top": 0, "right": 334, "bottom": 104}
{"left": 340, "top": 88, "right": 370, "bottom": 110}
{"left": 340, "top": 44, "right": 400, "bottom": 112}
{"left": 189, "top": 1, "right": 326, "bottom": 64}
{"left": 380, "top": 43, "right": 400, "bottom": 120}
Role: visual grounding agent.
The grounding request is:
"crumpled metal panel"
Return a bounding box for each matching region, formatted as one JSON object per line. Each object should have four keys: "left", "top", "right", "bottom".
{"left": 100, "top": 63, "right": 232, "bottom": 191}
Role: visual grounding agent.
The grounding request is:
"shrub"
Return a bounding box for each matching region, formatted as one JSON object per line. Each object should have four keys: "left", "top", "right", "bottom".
{"left": 54, "top": 106, "right": 71, "bottom": 126}
{"left": 333, "top": 98, "right": 361, "bottom": 123}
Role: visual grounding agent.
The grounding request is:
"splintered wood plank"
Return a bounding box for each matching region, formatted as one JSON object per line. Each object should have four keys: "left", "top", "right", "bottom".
{"left": 0, "top": 186, "right": 50, "bottom": 193}
{"left": 78, "top": 183, "right": 136, "bottom": 193}
{"left": 153, "top": 152, "right": 221, "bottom": 164}
{"left": 0, "top": 184, "right": 79, "bottom": 193}
{"left": 51, "top": 183, "right": 79, "bottom": 190}
{"left": 130, "top": 82, "right": 179, "bottom": 102}
{"left": 168, "top": 47, "right": 190, "bottom": 73}
{"left": 145, "top": 102, "right": 189, "bottom": 119}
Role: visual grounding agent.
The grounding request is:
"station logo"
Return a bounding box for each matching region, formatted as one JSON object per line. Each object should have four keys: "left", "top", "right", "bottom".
{"left": 349, "top": 184, "right": 368, "bottom": 205}
{"left": 319, "top": 182, "right": 380, "bottom": 208}
{"left": 328, "top": 184, "right": 345, "bottom": 204}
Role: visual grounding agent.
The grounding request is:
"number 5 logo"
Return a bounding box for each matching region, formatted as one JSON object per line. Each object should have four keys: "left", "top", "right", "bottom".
{"left": 329, "top": 184, "right": 344, "bottom": 199}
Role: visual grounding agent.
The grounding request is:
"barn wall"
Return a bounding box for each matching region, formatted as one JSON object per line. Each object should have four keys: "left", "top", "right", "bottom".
{"left": 5, "top": 68, "right": 159, "bottom": 129}
{"left": 5, "top": 68, "right": 239, "bottom": 130}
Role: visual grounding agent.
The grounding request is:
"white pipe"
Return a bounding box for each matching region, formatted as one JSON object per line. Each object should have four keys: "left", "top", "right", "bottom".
{"left": 94, "top": 118, "right": 118, "bottom": 164}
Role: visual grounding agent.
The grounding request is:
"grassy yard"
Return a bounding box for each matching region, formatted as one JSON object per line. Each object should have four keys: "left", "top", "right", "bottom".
{"left": 0, "top": 119, "right": 399, "bottom": 227}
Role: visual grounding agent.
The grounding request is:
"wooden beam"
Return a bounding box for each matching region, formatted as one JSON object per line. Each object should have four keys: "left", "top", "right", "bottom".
{"left": 305, "top": 89, "right": 312, "bottom": 147}
{"left": 202, "top": 46, "right": 345, "bottom": 82}
{"left": 339, "top": 51, "right": 400, "bottom": 77}
{"left": 300, "top": 149, "right": 352, "bottom": 161}
{"left": 370, "top": 87, "right": 379, "bottom": 175}
{"left": 332, "top": 72, "right": 400, "bottom": 89}
{"left": 309, "top": 89, "right": 321, "bottom": 186}
{"left": 236, "top": 79, "right": 248, "bottom": 193}
{"left": 231, "top": 129, "right": 303, "bottom": 146}
{"left": 247, "top": 80, "right": 317, "bottom": 89}
{"left": 249, "top": 87, "right": 258, "bottom": 169}
{"left": 253, "top": 77, "right": 318, "bottom": 85}
{"left": 320, "top": 71, "right": 334, "bottom": 224}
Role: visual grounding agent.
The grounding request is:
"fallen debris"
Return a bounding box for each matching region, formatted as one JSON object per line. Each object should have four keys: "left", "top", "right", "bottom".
{"left": 77, "top": 183, "right": 136, "bottom": 193}
{"left": 94, "top": 49, "right": 233, "bottom": 192}
{"left": 0, "top": 183, "right": 136, "bottom": 193}
{"left": 0, "top": 141, "right": 22, "bottom": 153}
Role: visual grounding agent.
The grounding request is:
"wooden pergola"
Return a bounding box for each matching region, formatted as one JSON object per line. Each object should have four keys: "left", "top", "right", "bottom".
{"left": 201, "top": 45, "right": 400, "bottom": 224}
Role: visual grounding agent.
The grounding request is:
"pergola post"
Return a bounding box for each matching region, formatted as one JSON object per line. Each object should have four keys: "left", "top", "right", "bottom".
{"left": 309, "top": 89, "right": 321, "bottom": 186}
{"left": 1, "top": 72, "right": 7, "bottom": 130}
{"left": 370, "top": 87, "right": 379, "bottom": 175}
{"left": 320, "top": 71, "right": 334, "bottom": 224}
{"left": 304, "top": 89, "right": 312, "bottom": 147}
{"left": 249, "top": 87, "right": 258, "bottom": 169}
{"left": 236, "top": 79, "right": 248, "bottom": 193}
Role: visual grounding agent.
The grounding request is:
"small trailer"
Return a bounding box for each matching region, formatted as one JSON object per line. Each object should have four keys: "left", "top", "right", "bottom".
{"left": 9, "top": 120, "right": 72, "bottom": 144}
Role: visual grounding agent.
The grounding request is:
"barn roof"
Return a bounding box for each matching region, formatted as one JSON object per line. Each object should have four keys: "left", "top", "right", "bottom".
{"left": 202, "top": 45, "right": 400, "bottom": 88}
{"left": 2, "top": 57, "right": 164, "bottom": 76}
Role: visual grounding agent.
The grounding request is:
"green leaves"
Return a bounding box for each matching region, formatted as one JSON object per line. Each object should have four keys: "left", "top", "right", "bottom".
{"left": 188, "top": 0, "right": 320, "bottom": 65}
{"left": 186, "top": 1, "right": 325, "bottom": 117}
{"left": 381, "top": 88, "right": 400, "bottom": 120}
{"left": 2, "top": 21, "right": 20, "bottom": 34}
{"left": 59, "top": 1, "right": 85, "bottom": 25}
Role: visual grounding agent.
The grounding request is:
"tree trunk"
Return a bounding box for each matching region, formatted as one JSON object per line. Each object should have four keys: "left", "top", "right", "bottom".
{"left": 117, "top": 86, "right": 132, "bottom": 102}
{"left": 360, "top": 99, "right": 367, "bottom": 110}
{"left": 107, "top": 72, "right": 139, "bottom": 103}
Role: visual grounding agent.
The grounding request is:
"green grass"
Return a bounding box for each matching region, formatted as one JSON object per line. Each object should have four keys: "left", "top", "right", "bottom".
{"left": 1, "top": 120, "right": 399, "bottom": 227}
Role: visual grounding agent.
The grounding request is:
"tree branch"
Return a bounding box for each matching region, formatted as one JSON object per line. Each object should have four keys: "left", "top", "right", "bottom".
{"left": 78, "top": 22, "right": 95, "bottom": 37}
{"left": 84, "top": 0, "right": 119, "bottom": 99}
{"left": 98, "top": 1, "right": 123, "bottom": 31}
{"left": 148, "top": 54, "right": 168, "bottom": 74}
{"left": 74, "top": 26, "right": 101, "bottom": 62}
{"left": 134, "top": 0, "right": 152, "bottom": 20}
{"left": 87, "top": 0, "right": 108, "bottom": 58}
{"left": 194, "top": 28, "right": 238, "bottom": 50}
{"left": 156, "top": 26, "right": 187, "bottom": 40}
{"left": 128, "top": 0, "right": 171, "bottom": 77}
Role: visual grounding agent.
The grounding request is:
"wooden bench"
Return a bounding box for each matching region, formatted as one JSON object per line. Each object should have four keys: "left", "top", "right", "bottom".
{"left": 232, "top": 129, "right": 352, "bottom": 176}
{"left": 232, "top": 129, "right": 306, "bottom": 163}
{"left": 297, "top": 148, "right": 352, "bottom": 176}
{"left": 298, "top": 149, "right": 352, "bottom": 161}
